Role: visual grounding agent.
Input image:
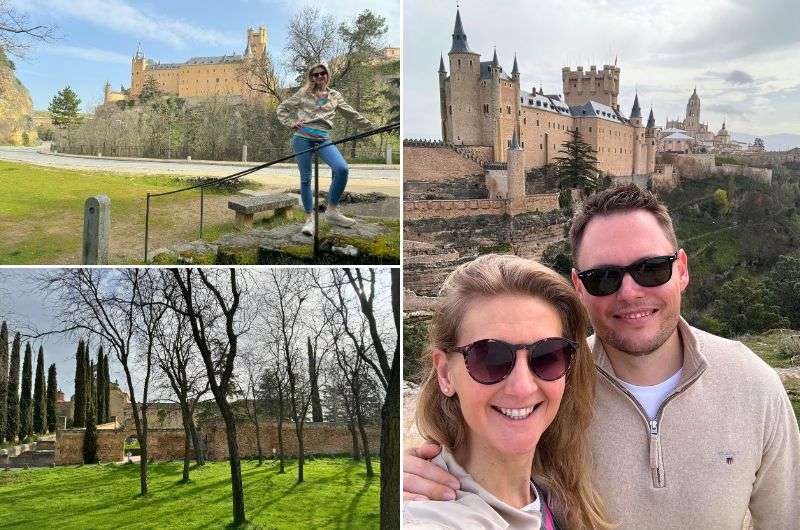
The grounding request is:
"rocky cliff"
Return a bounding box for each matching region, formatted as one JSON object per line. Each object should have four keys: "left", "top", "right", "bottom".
{"left": 0, "top": 48, "right": 36, "bottom": 145}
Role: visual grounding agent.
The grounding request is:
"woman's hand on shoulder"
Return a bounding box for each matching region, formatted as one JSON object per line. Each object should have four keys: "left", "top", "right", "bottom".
{"left": 403, "top": 442, "right": 460, "bottom": 502}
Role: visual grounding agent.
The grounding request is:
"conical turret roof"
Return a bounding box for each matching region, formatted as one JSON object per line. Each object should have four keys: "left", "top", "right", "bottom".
{"left": 630, "top": 93, "right": 641, "bottom": 119}
{"left": 449, "top": 9, "right": 472, "bottom": 54}
{"left": 439, "top": 54, "right": 446, "bottom": 73}
{"left": 511, "top": 54, "right": 519, "bottom": 76}
{"left": 492, "top": 47, "right": 499, "bottom": 68}
{"left": 646, "top": 108, "right": 655, "bottom": 129}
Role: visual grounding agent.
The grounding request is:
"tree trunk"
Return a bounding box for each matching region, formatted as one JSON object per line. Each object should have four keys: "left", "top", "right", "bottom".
{"left": 253, "top": 410, "right": 263, "bottom": 466}
{"left": 354, "top": 400, "right": 373, "bottom": 478}
{"left": 276, "top": 413, "right": 285, "bottom": 474}
{"left": 220, "top": 404, "right": 245, "bottom": 525}
{"left": 347, "top": 414, "right": 360, "bottom": 461}
{"left": 307, "top": 338, "right": 323, "bottom": 422}
{"left": 296, "top": 422, "right": 305, "bottom": 483}
{"left": 380, "top": 291, "right": 400, "bottom": 530}
{"left": 180, "top": 405, "right": 192, "bottom": 483}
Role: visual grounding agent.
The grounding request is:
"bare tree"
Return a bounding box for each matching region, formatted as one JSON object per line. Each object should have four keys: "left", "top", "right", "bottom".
{"left": 168, "top": 268, "right": 252, "bottom": 526}
{"left": 342, "top": 269, "right": 400, "bottom": 528}
{"left": 0, "top": 1, "right": 58, "bottom": 58}
{"left": 258, "top": 335, "right": 288, "bottom": 474}
{"left": 284, "top": 6, "right": 342, "bottom": 83}
{"left": 236, "top": 346, "right": 267, "bottom": 465}
{"left": 154, "top": 307, "right": 208, "bottom": 482}
{"left": 39, "top": 269, "right": 165, "bottom": 497}
{"left": 238, "top": 50, "right": 285, "bottom": 102}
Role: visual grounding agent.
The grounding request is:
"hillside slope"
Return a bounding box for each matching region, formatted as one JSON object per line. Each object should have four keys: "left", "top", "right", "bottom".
{"left": 0, "top": 49, "right": 36, "bottom": 145}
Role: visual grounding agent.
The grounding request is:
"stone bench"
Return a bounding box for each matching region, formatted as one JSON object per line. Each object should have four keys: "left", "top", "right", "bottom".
{"left": 228, "top": 194, "right": 297, "bottom": 230}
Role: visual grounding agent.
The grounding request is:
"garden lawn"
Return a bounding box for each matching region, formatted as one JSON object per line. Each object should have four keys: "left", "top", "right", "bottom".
{"left": 0, "top": 457, "right": 379, "bottom": 529}
{"left": 0, "top": 161, "right": 257, "bottom": 264}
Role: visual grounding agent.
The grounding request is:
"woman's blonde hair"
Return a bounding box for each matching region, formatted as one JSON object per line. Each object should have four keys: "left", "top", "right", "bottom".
{"left": 302, "top": 62, "right": 330, "bottom": 94}
{"left": 416, "top": 254, "right": 613, "bottom": 530}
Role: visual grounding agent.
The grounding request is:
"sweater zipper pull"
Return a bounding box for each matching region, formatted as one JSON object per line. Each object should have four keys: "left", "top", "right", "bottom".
{"left": 649, "top": 419, "right": 665, "bottom": 487}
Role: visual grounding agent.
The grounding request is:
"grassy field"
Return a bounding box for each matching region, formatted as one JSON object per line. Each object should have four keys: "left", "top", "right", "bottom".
{"left": 739, "top": 330, "right": 800, "bottom": 419}
{"left": 0, "top": 161, "right": 260, "bottom": 264}
{"left": 0, "top": 457, "right": 379, "bottom": 529}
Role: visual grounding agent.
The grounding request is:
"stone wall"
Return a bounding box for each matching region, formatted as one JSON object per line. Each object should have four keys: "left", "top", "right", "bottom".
{"left": 54, "top": 421, "right": 376, "bottom": 465}
{"left": 404, "top": 174, "right": 488, "bottom": 201}
{"left": 403, "top": 145, "right": 484, "bottom": 182}
{"left": 651, "top": 164, "right": 677, "bottom": 193}
{"left": 55, "top": 429, "right": 126, "bottom": 465}
{"left": 713, "top": 164, "right": 773, "bottom": 185}
{"left": 404, "top": 199, "right": 506, "bottom": 221}
{"left": 204, "top": 421, "right": 381, "bottom": 459}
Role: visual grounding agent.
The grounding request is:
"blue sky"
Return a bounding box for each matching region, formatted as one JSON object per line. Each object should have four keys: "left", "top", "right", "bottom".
{"left": 9, "top": 0, "right": 399, "bottom": 112}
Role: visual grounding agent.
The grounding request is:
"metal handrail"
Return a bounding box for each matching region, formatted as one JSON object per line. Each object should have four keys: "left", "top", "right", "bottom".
{"left": 143, "top": 122, "right": 399, "bottom": 263}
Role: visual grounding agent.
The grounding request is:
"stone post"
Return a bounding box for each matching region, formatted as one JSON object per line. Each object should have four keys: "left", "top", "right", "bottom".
{"left": 242, "top": 144, "right": 248, "bottom": 162}
{"left": 385, "top": 144, "right": 392, "bottom": 164}
{"left": 82, "top": 195, "right": 110, "bottom": 265}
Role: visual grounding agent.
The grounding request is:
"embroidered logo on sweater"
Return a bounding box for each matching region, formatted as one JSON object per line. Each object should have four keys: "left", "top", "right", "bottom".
{"left": 718, "top": 451, "right": 737, "bottom": 464}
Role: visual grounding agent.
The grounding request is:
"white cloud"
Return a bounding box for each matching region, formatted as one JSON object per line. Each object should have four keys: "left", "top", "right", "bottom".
{"left": 14, "top": 0, "right": 241, "bottom": 49}
{"left": 46, "top": 45, "right": 130, "bottom": 64}
{"left": 404, "top": 0, "right": 800, "bottom": 138}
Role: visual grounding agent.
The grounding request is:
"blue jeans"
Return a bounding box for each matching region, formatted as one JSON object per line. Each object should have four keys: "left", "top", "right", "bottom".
{"left": 291, "top": 135, "right": 349, "bottom": 213}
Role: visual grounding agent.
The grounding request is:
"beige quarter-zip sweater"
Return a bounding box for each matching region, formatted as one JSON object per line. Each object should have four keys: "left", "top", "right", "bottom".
{"left": 590, "top": 319, "right": 800, "bottom": 529}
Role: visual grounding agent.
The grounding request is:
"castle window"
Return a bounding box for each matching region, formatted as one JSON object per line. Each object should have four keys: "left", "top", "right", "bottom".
{"left": 522, "top": 142, "right": 525, "bottom": 147}
{"left": 589, "top": 127, "right": 592, "bottom": 132}
{"left": 483, "top": 104, "right": 489, "bottom": 114}
{"left": 507, "top": 106, "right": 511, "bottom": 114}
{"left": 449, "top": 105, "right": 452, "bottom": 115}
{"left": 458, "top": 59, "right": 461, "bottom": 67}
{"left": 523, "top": 117, "right": 526, "bottom": 124}
{"left": 540, "top": 143, "right": 543, "bottom": 149}
{"left": 536, "top": 120, "right": 539, "bottom": 126}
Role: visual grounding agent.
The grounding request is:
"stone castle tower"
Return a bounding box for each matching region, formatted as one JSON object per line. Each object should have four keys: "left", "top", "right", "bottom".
{"left": 562, "top": 64, "right": 620, "bottom": 109}
{"left": 438, "top": 8, "right": 656, "bottom": 177}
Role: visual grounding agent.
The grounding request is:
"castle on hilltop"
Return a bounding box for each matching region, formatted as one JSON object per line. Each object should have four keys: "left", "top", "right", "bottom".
{"left": 104, "top": 27, "right": 268, "bottom": 104}
{"left": 438, "top": 9, "right": 656, "bottom": 177}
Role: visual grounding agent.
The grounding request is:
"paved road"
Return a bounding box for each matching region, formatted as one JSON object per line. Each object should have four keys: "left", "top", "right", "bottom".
{"left": 0, "top": 146, "right": 401, "bottom": 196}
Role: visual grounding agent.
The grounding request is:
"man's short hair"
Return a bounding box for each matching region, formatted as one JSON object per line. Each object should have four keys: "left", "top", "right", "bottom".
{"left": 569, "top": 184, "right": 678, "bottom": 266}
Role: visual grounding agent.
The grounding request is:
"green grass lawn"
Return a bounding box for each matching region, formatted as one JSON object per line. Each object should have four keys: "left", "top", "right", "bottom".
{"left": 0, "top": 161, "right": 253, "bottom": 264}
{"left": 0, "top": 457, "right": 379, "bottom": 529}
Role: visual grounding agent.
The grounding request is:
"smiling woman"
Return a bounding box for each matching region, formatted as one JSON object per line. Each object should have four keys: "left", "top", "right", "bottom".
{"left": 405, "top": 254, "right": 613, "bottom": 530}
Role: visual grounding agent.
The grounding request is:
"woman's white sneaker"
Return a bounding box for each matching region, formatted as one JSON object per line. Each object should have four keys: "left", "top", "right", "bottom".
{"left": 325, "top": 210, "right": 356, "bottom": 227}
{"left": 301, "top": 218, "right": 315, "bottom": 236}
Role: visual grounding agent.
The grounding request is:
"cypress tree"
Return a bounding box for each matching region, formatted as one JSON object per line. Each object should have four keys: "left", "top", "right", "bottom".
{"left": 19, "top": 342, "right": 33, "bottom": 440}
{"left": 73, "top": 340, "right": 86, "bottom": 428}
{"left": 96, "top": 349, "right": 105, "bottom": 424}
{"left": 46, "top": 364, "right": 58, "bottom": 433}
{"left": 103, "top": 354, "right": 111, "bottom": 424}
{"left": 33, "top": 346, "right": 46, "bottom": 434}
{"left": 83, "top": 397, "right": 98, "bottom": 464}
{"left": 88, "top": 360, "right": 96, "bottom": 416}
{"left": 4, "top": 333, "right": 20, "bottom": 443}
{"left": 0, "top": 322, "right": 8, "bottom": 444}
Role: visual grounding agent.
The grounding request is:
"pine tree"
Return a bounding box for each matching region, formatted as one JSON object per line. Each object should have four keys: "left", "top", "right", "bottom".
{"left": 33, "top": 346, "right": 46, "bottom": 434}
{"left": 139, "top": 75, "right": 162, "bottom": 103}
{"left": 48, "top": 86, "right": 82, "bottom": 128}
{"left": 554, "top": 128, "right": 601, "bottom": 194}
{"left": 83, "top": 398, "right": 98, "bottom": 464}
{"left": 0, "top": 322, "right": 8, "bottom": 443}
{"left": 73, "top": 340, "right": 86, "bottom": 428}
{"left": 4, "top": 333, "right": 20, "bottom": 443}
{"left": 46, "top": 364, "right": 58, "bottom": 433}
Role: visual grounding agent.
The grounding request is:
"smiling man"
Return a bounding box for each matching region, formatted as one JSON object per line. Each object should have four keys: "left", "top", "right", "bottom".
{"left": 403, "top": 184, "right": 800, "bottom": 529}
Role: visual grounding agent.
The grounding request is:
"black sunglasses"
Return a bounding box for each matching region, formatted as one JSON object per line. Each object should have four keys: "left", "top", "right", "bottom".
{"left": 310, "top": 71, "right": 328, "bottom": 78}
{"left": 576, "top": 252, "right": 678, "bottom": 296}
{"left": 451, "top": 337, "right": 576, "bottom": 385}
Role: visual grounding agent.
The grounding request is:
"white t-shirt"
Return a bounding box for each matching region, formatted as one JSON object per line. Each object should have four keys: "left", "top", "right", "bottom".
{"left": 619, "top": 368, "right": 683, "bottom": 419}
{"left": 520, "top": 482, "right": 541, "bottom": 513}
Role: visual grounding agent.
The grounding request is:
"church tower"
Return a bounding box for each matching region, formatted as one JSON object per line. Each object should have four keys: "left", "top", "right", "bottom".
{"left": 685, "top": 87, "right": 701, "bottom": 131}
{"left": 445, "top": 9, "right": 481, "bottom": 145}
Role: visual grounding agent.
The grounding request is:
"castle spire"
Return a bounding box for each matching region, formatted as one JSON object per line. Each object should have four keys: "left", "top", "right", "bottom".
{"left": 439, "top": 54, "right": 446, "bottom": 73}
{"left": 647, "top": 108, "right": 655, "bottom": 129}
{"left": 630, "top": 92, "right": 641, "bottom": 119}
{"left": 492, "top": 47, "right": 499, "bottom": 68}
{"left": 511, "top": 53, "right": 519, "bottom": 77}
{"left": 449, "top": 8, "right": 471, "bottom": 54}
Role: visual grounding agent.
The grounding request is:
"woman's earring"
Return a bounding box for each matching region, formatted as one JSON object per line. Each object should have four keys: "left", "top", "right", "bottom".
{"left": 441, "top": 385, "right": 452, "bottom": 397}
